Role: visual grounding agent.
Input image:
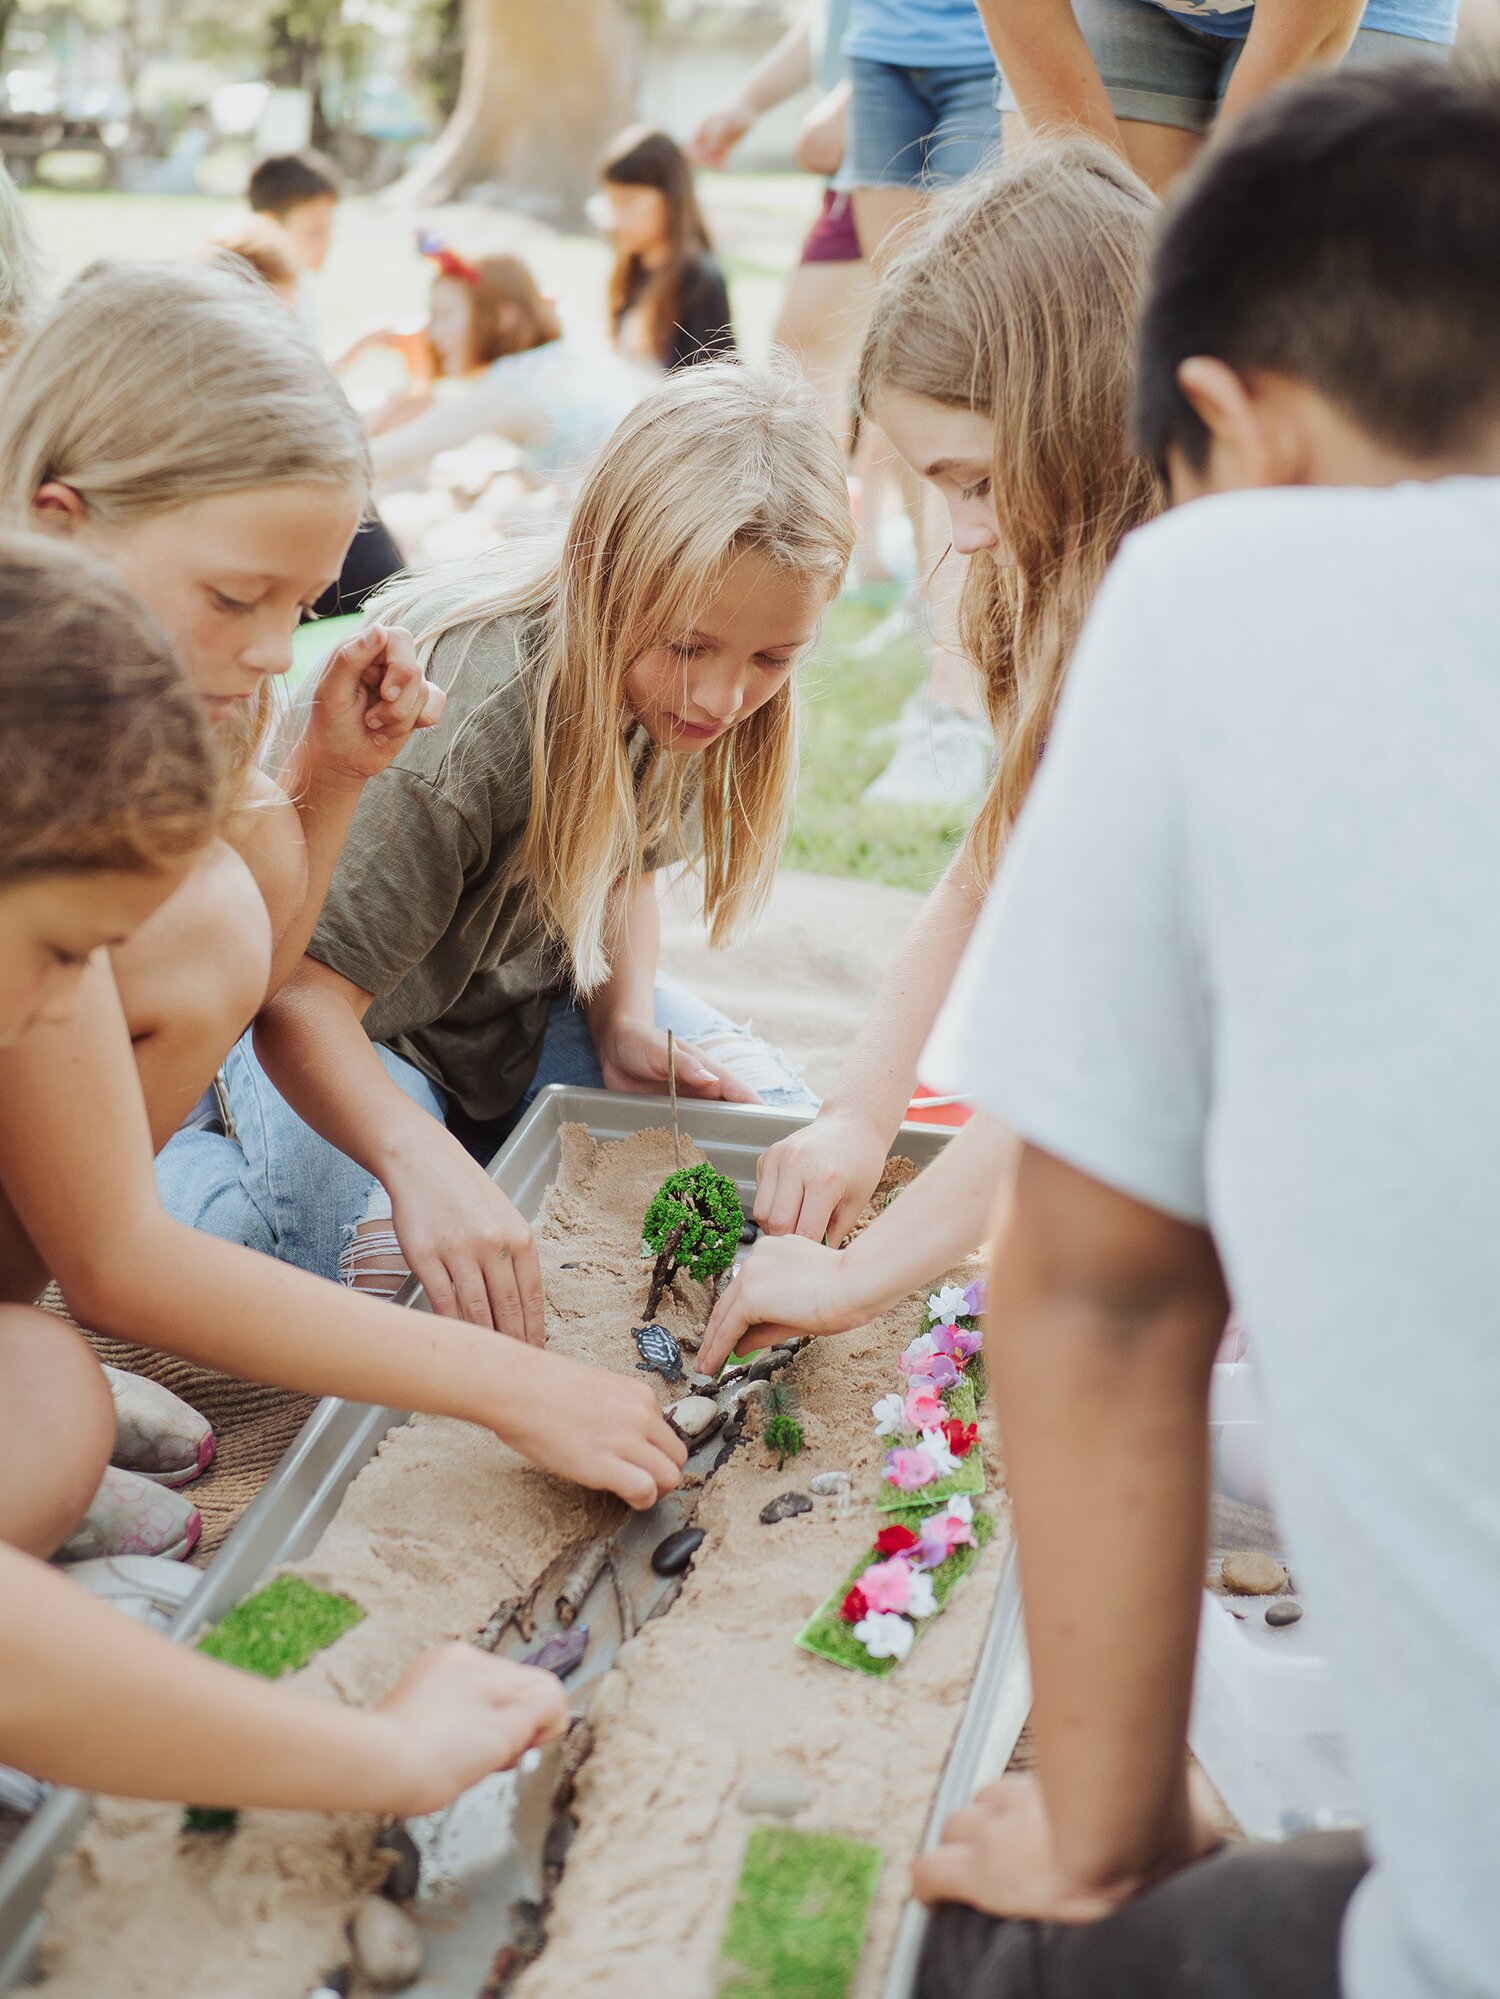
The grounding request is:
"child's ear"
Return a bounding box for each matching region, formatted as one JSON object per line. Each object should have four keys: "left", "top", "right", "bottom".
{"left": 1175, "top": 356, "right": 1294, "bottom": 493}
{"left": 33, "top": 482, "right": 89, "bottom": 535}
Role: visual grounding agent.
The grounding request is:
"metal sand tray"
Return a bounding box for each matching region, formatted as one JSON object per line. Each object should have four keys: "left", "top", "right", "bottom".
{"left": 0, "top": 1085, "right": 1030, "bottom": 1998}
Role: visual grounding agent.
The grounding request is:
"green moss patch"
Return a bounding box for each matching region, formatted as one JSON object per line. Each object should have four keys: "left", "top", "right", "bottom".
{"left": 798, "top": 1509, "right": 996, "bottom": 1678}
{"left": 874, "top": 1377, "right": 985, "bottom": 1514}
{"left": 196, "top": 1575, "right": 364, "bottom": 1681}
{"left": 717, "top": 1825, "right": 883, "bottom": 1999}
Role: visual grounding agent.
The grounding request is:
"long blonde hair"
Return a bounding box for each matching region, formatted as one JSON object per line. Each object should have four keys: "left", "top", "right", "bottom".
{"left": 0, "top": 161, "right": 41, "bottom": 364}
{"left": 0, "top": 259, "right": 372, "bottom": 777}
{"left": 372, "top": 362, "right": 852, "bottom": 991}
{"left": 859, "top": 143, "right": 1163, "bottom": 876}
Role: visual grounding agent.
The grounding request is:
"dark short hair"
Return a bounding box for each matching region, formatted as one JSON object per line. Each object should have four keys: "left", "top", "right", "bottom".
{"left": 1135, "top": 62, "right": 1500, "bottom": 475}
{"left": 247, "top": 149, "right": 342, "bottom": 216}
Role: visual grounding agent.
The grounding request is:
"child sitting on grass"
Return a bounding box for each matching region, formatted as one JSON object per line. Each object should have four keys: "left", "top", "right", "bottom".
{"left": 599, "top": 125, "right": 735, "bottom": 372}
{"left": 247, "top": 148, "right": 341, "bottom": 334}
{"left": 917, "top": 63, "right": 1500, "bottom": 1999}
{"left": 0, "top": 532, "right": 567, "bottom": 1818}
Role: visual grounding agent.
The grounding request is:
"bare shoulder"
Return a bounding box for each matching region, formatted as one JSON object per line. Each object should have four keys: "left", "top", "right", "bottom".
{"left": 111, "top": 839, "right": 273, "bottom": 1037}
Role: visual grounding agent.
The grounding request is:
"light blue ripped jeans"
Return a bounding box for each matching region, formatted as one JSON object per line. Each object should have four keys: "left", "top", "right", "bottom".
{"left": 154, "top": 974, "right": 814, "bottom": 1285}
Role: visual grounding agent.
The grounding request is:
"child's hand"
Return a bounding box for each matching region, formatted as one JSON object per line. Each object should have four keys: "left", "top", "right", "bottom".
{"left": 592, "top": 1015, "right": 761, "bottom": 1106}
{"left": 490, "top": 1342, "right": 687, "bottom": 1512}
{"left": 375, "top": 1644, "right": 568, "bottom": 1816}
{"left": 697, "top": 1234, "right": 869, "bottom": 1376}
{"left": 911, "top": 1770, "right": 1225, "bottom": 1923}
{"left": 304, "top": 623, "right": 446, "bottom": 786}
{"left": 387, "top": 1134, "right": 545, "bottom": 1342}
{"left": 753, "top": 1107, "right": 891, "bottom": 1245}
{"left": 687, "top": 101, "right": 753, "bottom": 168}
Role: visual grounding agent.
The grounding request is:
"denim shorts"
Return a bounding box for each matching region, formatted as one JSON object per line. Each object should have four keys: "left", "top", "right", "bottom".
{"left": 994, "top": 0, "right": 1453, "bottom": 134}
{"left": 847, "top": 56, "right": 1002, "bottom": 189}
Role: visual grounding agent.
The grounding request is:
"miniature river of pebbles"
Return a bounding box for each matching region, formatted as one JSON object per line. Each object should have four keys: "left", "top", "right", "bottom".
{"left": 35, "top": 1125, "right": 1008, "bottom": 1998}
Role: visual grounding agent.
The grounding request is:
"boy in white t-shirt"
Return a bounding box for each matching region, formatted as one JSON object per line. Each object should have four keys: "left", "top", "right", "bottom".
{"left": 917, "top": 63, "right": 1500, "bottom": 1999}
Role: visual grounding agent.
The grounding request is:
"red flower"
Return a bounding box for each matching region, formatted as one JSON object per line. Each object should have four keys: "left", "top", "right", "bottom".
{"left": 874, "top": 1524, "right": 921, "bottom": 1556}
{"left": 942, "top": 1419, "right": 978, "bottom": 1458}
{"left": 840, "top": 1587, "right": 869, "bottom": 1623}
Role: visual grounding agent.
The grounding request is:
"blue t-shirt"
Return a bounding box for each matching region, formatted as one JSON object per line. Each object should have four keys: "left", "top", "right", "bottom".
{"left": 1142, "top": 0, "right": 1456, "bottom": 41}
{"left": 844, "top": 0, "right": 995, "bottom": 68}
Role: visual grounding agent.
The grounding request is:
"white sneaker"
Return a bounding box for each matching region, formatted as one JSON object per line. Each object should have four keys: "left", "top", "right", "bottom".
{"left": 862, "top": 696, "right": 994, "bottom": 809}
{"left": 61, "top": 1553, "right": 203, "bottom": 1629}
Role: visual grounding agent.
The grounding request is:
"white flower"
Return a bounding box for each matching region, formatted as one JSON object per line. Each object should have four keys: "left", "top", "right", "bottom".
{"left": 903, "top": 1332, "right": 938, "bottom": 1364}
{"left": 872, "top": 1393, "right": 908, "bottom": 1437}
{"left": 928, "top": 1285, "right": 970, "bottom": 1327}
{"left": 854, "top": 1611, "right": 915, "bottom": 1660}
{"left": 944, "top": 1495, "right": 975, "bottom": 1525}
{"left": 918, "top": 1427, "right": 960, "bottom": 1477}
{"left": 906, "top": 1572, "right": 938, "bottom": 1620}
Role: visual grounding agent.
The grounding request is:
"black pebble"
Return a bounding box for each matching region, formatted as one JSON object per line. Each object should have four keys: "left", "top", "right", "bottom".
{"left": 315, "top": 1972, "right": 352, "bottom": 1999}
{"left": 759, "top": 1491, "right": 814, "bottom": 1526}
{"left": 652, "top": 1526, "right": 706, "bottom": 1576}
{"left": 740, "top": 1220, "right": 761, "bottom": 1246}
{"left": 375, "top": 1820, "right": 420, "bottom": 1901}
{"left": 746, "top": 1359, "right": 775, "bottom": 1385}
{"left": 543, "top": 1813, "right": 579, "bottom": 1871}
{"left": 1265, "top": 1600, "right": 1303, "bottom": 1628}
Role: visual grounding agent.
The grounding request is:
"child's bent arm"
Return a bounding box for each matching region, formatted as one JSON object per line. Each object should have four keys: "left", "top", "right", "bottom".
{"left": 0, "top": 1545, "right": 566, "bottom": 1815}
{"left": 0, "top": 962, "right": 681, "bottom": 1507}
{"left": 697, "top": 1113, "right": 1017, "bottom": 1373}
{"left": 978, "top": 1145, "right": 1227, "bottom": 1901}
{"left": 973, "top": 0, "right": 1124, "bottom": 154}
{"left": 255, "top": 956, "right": 545, "bottom": 1341}
{"left": 1218, "top": 0, "right": 1364, "bottom": 123}
{"left": 755, "top": 851, "right": 986, "bottom": 1242}
{"left": 369, "top": 377, "right": 552, "bottom": 486}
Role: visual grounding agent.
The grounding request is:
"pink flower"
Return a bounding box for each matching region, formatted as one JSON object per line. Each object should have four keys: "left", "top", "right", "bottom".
{"left": 858, "top": 1556, "right": 914, "bottom": 1613}
{"left": 964, "top": 1279, "right": 986, "bottom": 1318}
{"left": 932, "top": 1323, "right": 983, "bottom": 1365}
{"left": 901, "top": 1349, "right": 961, "bottom": 1391}
{"left": 915, "top": 1502, "right": 979, "bottom": 1570}
{"left": 903, "top": 1385, "right": 944, "bottom": 1429}
{"left": 883, "top": 1447, "right": 938, "bottom": 1492}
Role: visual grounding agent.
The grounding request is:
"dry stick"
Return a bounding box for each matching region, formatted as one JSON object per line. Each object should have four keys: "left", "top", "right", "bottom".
{"left": 555, "top": 1539, "right": 611, "bottom": 1629}
{"left": 666, "top": 1027, "right": 682, "bottom": 1170}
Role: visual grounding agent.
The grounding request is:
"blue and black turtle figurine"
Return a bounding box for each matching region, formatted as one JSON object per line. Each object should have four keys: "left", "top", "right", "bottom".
{"left": 633, "top": 1322, "right": 685, "bottom": 1383}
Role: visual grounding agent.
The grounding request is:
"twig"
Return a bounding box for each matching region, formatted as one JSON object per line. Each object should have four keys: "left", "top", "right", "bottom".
{"left": 666, "top": 1028, "right": 682, "bottom": 1170}
{"left": 645, "top": 1219, "right": 685, "bottom": 1320}
{"left": 555, "top": 1540, "right": 610, "bottom": 1628}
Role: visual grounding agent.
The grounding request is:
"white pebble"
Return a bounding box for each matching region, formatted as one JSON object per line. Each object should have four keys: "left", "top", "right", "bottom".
{"left": 351, "top": 1894, "right": 424, "bottom": 1990}
{"left": 666, "top": 1395, "right": 720, "bottom": 1439}
{"left": 809, "top": 1471, "right": 851, "bottom": 1496}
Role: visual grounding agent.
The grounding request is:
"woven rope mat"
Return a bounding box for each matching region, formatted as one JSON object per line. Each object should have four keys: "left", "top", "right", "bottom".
{"left": 42, "top": 1285, "right": 316, "bottom": 1564}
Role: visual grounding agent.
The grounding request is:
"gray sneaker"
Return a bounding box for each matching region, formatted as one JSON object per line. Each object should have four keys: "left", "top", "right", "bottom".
{"left": 862, "top": 697, "right": 994, "bottom": 809}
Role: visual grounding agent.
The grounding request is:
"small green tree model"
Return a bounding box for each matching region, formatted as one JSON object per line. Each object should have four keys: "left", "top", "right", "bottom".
{"left": 764, "top": 1413, "right": 804, "bottom": 1471}
{"left": 643, "top": 1162, "right": 743, "bottom": 1318}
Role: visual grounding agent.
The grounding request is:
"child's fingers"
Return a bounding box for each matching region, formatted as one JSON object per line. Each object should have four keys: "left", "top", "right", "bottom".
{"left": 909, "top": 1835, "right": 981, "bottom": 1908}
{"left": 678, "top": 1046, "right": 762, "bottom": 1106}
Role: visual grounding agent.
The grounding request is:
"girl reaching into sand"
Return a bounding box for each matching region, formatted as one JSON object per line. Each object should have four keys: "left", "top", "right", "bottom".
{"left": 698, "top": 145, "right": 1164, "bottom": 1373}
{"left": 166, "top": 362, "right": 853, "bottom": 1336}
{"left": 0, "top": 534, "right": 569, "bottom": 1816}
{"left": 0, "top": 264, "right": 682, "bottom": 1537}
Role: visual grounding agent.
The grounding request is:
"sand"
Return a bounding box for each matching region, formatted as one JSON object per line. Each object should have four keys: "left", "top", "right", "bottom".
{"left": 37, "top": 1125, "right": 1004, "bottom": 1998}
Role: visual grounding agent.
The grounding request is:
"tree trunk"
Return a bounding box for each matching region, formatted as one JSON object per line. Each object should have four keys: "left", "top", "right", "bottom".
{"left": 396, "top": 0, "right": 632, "bottom": 223}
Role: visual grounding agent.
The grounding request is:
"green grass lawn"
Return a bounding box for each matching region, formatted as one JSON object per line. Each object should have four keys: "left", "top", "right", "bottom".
{"left": 21, "top": 180, "right": 959, "bottom": 893}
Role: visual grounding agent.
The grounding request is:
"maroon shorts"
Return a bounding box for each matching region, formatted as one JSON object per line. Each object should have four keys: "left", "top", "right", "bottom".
{"left": 800, "top": 186, "right": 862, "bottom": 265}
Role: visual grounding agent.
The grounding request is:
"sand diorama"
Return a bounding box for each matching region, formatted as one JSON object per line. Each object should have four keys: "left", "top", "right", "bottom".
{"left": 34, "top": 1122, "right": 1008, "bottom": 1999}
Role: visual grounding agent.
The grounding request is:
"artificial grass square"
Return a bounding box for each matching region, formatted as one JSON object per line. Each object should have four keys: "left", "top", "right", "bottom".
{"left": 874, "top": 1377, "right": 985, "bottom": 1514}
{"left": 196, "top": 1575, "right": 364, "bottom": 1681}
{"left": 797, "top": 1509, "right": 996, "bottom": 1678}
{"left": 717, "top": 1825, "right": 883, "bottom": 1999}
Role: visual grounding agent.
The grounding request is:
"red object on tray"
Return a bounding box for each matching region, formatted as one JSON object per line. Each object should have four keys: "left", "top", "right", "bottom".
{"left": 906, "top": 1086, "right": 974, "bottom": 1129}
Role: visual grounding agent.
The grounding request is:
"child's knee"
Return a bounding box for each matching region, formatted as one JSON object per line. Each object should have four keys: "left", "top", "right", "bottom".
{"left": 0, "top": 1306, "right": 113, "bottom": 1557}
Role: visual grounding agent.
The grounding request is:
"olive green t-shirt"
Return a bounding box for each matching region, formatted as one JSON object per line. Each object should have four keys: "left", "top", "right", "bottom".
{"left": 309, "top": 609, "right": 693, "bottom": 1123}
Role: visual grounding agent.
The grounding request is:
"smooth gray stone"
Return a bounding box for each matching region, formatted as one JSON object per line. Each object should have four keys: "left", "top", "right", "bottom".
{"left": 1265, "top": 1599, "right": 1304, "bottom": 1628}
{"left": 759, "top": 1491, "right": 814, "bottom": 1525}
{"left": 736, "top": 1771, "right": 812, "bottom": 1818}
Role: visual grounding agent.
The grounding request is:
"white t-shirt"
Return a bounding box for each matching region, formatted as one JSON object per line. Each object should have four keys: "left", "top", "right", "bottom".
{"left": 928, "top": 478, "right": 1500, "bottom": 1999}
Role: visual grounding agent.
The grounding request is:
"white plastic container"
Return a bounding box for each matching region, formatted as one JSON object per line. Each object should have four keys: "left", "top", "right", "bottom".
{"left": 1193, "top": 1352, "right": 1360, "bottom": 1837}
